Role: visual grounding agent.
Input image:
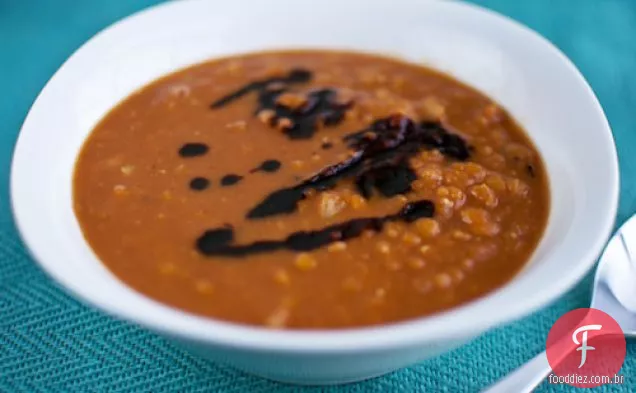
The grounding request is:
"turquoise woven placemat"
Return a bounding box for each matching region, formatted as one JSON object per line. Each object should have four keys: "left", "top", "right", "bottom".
{"left": 1, "top": 1, "right": 635, "bottom": 391}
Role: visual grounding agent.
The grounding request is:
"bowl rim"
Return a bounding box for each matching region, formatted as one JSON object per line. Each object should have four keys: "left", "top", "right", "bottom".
{"left": 10, "top": 0, "right": 619, "bottom": 353}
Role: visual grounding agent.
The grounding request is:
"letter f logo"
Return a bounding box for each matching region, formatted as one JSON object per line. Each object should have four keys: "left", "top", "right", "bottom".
{"left": 572, "top": 324, "right": 602, "bottom": 368}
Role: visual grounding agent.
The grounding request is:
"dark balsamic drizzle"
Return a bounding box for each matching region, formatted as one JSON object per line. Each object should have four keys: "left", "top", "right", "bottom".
{"left": 210, "top": 69, "right": 312, "bottom": 108}
{"left": 418, "top": 121, "right": 471, "bottom": 161}
{"left": 257, "top": 88, "right": 352, "bottom": 139}
{"left": 210, "top": 69, "right": 353, "bottom": 140}
{"left": 189, "top": 177, "right": 210, "bottom": 191}
{"left": 196, "top": 200, "right": 434, "bottom": 257}
{"left": 198, "top": 71, "right": 475, "bottom": 257}
{"left": 251, "top": 159, "right": 281, "bottom": 173}
{"left": 178, "top": 143, "right": 209, "bottom": 158}
{"left": 198, "top": 226, "right": 234, "bottom": 250}
{"left": 221, "top": 174, "right": 243, "bottom": 186}
{"left": 246, "top": 114, "right": 471, "bottom": 219}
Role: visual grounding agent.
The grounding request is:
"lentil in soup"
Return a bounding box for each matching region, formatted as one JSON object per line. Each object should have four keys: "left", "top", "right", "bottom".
{"left": 74, "top": 50, "right": 549, "bottom": 329}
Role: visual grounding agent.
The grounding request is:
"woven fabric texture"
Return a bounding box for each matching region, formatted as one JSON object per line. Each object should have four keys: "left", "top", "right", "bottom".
{"left": 1, "top": 0, "right": 635, "bottom": 391}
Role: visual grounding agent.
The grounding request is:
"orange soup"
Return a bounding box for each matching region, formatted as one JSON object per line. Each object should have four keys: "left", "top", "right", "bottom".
{"left": 74, "top": 50, "right": 549, "bottom": 329}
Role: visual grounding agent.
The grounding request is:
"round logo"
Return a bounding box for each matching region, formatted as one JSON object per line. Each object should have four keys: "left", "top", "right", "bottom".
{"left": 546, "top": 308, "right": 626, "bottom": 388}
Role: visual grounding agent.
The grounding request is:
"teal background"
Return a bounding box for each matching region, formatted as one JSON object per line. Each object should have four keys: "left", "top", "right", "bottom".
{"left": 1, "top": 0, "right": 635, "bottom": 391}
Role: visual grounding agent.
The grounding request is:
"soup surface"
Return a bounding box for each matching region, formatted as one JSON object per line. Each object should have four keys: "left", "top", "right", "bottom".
{"left": 74, "top": 50, "right": 549, "bottom": 329}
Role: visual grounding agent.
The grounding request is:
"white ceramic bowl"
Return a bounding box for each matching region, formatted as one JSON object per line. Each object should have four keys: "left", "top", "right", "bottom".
{"left": 11, "top": 0, "right": 619, "bottom": 385}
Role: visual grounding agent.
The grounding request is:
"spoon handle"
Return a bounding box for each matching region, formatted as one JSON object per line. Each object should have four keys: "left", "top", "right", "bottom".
{"left": 481, "top": 350, "right": 552, "bottom": 393}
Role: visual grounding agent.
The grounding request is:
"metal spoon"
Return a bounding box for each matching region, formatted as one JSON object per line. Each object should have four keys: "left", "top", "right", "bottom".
{"left": 483, "top": 214, "right": 636, "bottom": 393}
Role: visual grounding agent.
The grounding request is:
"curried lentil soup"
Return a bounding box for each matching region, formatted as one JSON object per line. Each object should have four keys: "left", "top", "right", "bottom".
{"left": 74, "top": 50, "right": 549, "bottom": 329}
